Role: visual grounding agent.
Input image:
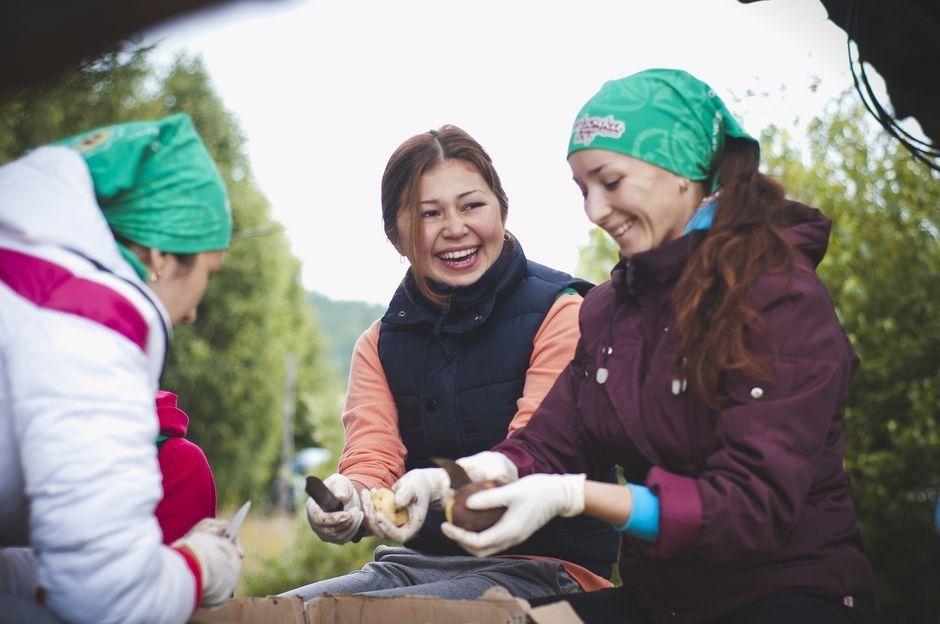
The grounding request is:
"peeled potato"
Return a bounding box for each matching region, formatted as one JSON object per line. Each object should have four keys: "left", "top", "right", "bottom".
{"left": 372, "top": 487, "right": 409, "bottom": 526}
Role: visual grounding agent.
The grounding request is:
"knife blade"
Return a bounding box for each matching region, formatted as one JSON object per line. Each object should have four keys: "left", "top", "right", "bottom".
{"left": 431, "top": 457, "right": 472, "bottom": 489}
{"left": 223, "top": 500, "right": 251, "bottom": 541}
{"left": 305, "top": 475, "right": 343, "bottom": 513}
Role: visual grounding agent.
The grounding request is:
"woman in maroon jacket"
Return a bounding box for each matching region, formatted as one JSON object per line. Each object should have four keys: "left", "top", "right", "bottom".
{"left": 439, "top": 69, "right": 877, "bottom": 623}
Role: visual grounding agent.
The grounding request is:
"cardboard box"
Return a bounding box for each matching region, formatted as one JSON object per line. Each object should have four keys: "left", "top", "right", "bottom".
{"left": 189, "top": 588, "right": 585, "bottom": 624}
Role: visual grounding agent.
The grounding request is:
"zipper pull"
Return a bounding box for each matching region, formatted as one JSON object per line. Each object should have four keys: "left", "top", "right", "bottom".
{"left": 671, "top": 357, "right": 688, "bottom": 395}
{"left": 596, "top": 345, "right": 612, "bottom": 384}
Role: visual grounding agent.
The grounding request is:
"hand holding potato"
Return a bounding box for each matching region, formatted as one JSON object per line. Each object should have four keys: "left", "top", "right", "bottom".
{"left": 444, "top": 480, "right": 506, "bottom": 532}
{"left": 362, "top": 468, "right": 449, "bottom": 543}
{"left": 370, "top": 487, "right": 409, "bottom": 526}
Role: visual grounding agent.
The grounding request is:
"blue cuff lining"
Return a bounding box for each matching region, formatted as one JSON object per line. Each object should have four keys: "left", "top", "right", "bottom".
{"left": 615, "top": 483, "right": 660, "bottom": 542}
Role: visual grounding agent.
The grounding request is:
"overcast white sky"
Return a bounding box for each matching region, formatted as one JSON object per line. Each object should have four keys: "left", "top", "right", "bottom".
{"left": 145, "top": 0, "right": 857, "bottom": 305}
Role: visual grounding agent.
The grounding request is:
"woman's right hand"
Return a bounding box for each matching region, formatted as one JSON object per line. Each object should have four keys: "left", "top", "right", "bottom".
{"left": 441, "top": 473, "right": 586, "bottom": 558}
{"left": 304, "top": 473, "right": 364, "bottom": 544}
{"left": 172, "top": 518, "right": 243, "bottom": 608}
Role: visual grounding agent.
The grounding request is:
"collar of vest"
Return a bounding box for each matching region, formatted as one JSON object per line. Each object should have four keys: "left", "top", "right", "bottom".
{"left": 382, "top": 239, "right": 527, "bottom": 334}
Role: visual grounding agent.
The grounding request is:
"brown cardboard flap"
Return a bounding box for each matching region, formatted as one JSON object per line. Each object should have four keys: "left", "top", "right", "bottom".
{"left": 305, "top": 593, "right": 530, "bottom": 624}
{"left": 528, "top": 601, "right": 586, "bottom": 624}
{"left": 188, "top": 596, "right": 305, "bottom": 624}
{"left": 186, "top": 591, "right": 585, "bottom": 624}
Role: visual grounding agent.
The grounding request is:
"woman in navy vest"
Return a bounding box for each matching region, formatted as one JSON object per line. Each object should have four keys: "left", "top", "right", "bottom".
{"left": 284, "top": 125, "right": 618, "bottom": 601}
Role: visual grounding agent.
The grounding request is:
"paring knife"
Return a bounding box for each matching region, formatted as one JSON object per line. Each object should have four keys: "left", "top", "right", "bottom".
{"left": 223, "top": 500, "right": 251, "bottom": 541}
{"left": 431, "top": 457, "right": 473, "bottom": 489}
{"left": 305, "top": 475, "right": 367, "bottom": 542}
{"left": 305, "top": 475, "right": 343, "bottom": 513}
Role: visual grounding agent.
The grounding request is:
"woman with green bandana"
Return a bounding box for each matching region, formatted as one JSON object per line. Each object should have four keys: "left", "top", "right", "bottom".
{"left": 438, "top": 69, "right": 877, "bottom": 623}
{"left": 0, "top": 113, "right": 241, "bottom": 623}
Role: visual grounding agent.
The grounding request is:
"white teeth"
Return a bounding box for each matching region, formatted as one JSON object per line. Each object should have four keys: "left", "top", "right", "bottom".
{"left": 439, "top": 248, "right": 477, "bottom": 261}
{"left": 611, "top": 219, "right": 635, "bottom": 238}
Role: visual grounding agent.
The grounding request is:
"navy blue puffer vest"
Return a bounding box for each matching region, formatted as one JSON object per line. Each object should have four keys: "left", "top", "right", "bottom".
{"left": 378, "top": 240, "right": 619, "bottom": 578}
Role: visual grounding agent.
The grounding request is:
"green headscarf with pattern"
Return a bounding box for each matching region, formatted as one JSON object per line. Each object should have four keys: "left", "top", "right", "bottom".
{"left": 54, "top": 113, "right": 231, "bottom": 281}
{"left": 567, "top": 68, "right": 758, "bottom": 192}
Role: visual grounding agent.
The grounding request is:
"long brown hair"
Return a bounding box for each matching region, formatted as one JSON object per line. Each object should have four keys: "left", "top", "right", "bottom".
{"left": 381, "top": 125, "right": 508, "bottom": 305}
{"left": 673, "top": 138, "right": 810, "bottom": 409}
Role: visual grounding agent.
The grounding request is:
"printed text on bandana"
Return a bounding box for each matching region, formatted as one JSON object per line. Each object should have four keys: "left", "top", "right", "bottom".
{"left": 571, "top": 114, "right": 626, "bottom": 146}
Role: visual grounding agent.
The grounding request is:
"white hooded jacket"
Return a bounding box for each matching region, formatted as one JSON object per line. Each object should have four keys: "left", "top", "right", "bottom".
{"left": 0, "top": 147, "right": 198, "bottom": 623}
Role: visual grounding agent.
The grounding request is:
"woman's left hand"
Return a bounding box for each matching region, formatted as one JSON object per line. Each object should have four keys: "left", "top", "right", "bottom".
{"left": 440, "top": 473, "right": 586, "bottom": 557}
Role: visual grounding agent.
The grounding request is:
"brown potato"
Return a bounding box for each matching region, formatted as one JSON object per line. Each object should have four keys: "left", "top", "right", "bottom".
{"left": 444, "top": 480, "right": 506, "bottom": 532}
{"left": 371, "top": 487, "right": 409, "bottom": 526}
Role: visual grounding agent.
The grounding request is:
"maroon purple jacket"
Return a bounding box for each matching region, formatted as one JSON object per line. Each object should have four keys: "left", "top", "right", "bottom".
{"left": 495, "top": 212, "right": 875, "bottom": 623}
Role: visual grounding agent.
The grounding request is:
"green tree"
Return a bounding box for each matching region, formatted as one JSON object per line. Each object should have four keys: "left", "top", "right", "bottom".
{"left": 762, "top": 97, "right": 940, "bottom": 623}
{"left": 0, "top": 45, "right": 158, "bottom": 158}
{"left": 576, "top": 227, "right": 619, "bottom": 284}
{"left": 154, "top": 54, "right": 336, "bottom": 506}
{"left": 307, "top": 292, "right": 386, "bottom": 382}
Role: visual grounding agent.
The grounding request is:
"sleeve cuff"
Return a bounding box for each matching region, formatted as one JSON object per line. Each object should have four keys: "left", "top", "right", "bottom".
{"left": 615, "top": 483, "right": 659, "bottom": 542}
{"left": 490, "top": 443, "right": 534, "bottom": 477}
{"left": 172, "top": 545, "right": 203, "bottom": 611}
{"left": 646, "top": 466, "right": 702, "bottom": 558}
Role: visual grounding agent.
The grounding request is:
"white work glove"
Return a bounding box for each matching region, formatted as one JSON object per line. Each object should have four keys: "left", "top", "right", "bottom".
{"left": 172, "top": 518, "right": 242, "bottom": 608}
{"left": 362, "top": 468, "right": 449, "bottom": 543}
{"left": 304, "top": 473, "right": 364, "bottom": 544}
{"left": 456, "top": 451, "right": 518, "bottom": 484}
{"left": 440, "top": 473, "right": 586, "bottom": 558}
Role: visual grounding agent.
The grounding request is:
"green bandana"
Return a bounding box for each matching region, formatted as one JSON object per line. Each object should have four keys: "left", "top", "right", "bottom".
{"left": 567, "top": 68, "right": 758, "bottom": 191}
{"left": 54, "top": 114, "right": 231, "bottom": 280}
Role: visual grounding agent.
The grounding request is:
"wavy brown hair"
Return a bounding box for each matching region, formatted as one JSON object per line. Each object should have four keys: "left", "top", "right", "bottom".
{"left": 673, "top": 138, "right": 813, "bottom": 409}
{"left": 381, "top": 125, "right": 509, "bottom": 306}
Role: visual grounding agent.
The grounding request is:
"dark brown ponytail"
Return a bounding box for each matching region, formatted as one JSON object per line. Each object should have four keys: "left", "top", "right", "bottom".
{"left": 673, "top": 139, "right": 806, "bottom": 409}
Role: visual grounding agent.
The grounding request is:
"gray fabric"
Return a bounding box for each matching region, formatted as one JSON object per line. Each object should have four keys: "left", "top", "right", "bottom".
{"left": 0, "top": 595, "right": 65, "bottom": 624}
{"left": 281, "top": 545, "right": 580, "bottom": 601}
{"left": 0, "top": 548, "right": 38, "bottom": 598}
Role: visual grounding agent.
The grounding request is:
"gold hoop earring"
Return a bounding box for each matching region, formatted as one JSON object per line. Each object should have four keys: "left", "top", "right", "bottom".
{"left": 679, "top": 180, "right": 690, "bottom": 194}
{"left": 503, "top": 231, "right": 511, "bottom": 242}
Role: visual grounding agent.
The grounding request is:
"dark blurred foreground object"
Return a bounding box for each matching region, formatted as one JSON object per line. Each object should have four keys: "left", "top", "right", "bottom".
{"left": 0, "top": 0, "right": 279, "bottom": 100}
{"left": 740, "top": 0, "right": 940, "bottom": 168}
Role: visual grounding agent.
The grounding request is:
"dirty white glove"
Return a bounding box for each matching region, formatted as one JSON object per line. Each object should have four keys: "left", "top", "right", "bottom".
{"left": 305, "top": 473, "right": 364, "bottom": 544}
{"left": 363, "top": 468, "right": 448, "bottom": 543}
{"left": 172, "top": 518, "right": 242, "bottom": 608}
{"left": 441, "top": 473, "right": 585, "bottom": 558}
{"left": 456, "top": 451, "right": 518, "bottom": 484}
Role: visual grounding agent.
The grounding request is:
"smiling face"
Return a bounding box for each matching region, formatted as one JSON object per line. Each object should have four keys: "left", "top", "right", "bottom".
{"left": 396, "top": 159, "right": 506, "bottom": 289}
{"left": 568, "top": 149, "right": 704, "bottom": 258}
{"left": 147, "top": 250, "right": 225, "bottom": 326}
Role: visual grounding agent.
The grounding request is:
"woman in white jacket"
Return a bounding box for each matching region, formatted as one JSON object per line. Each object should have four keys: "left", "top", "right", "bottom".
{"left": 0, "top": 114, "right": 241, "bottom": 624}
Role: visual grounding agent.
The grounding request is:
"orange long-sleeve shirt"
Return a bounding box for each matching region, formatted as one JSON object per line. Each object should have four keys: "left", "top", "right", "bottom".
{"left": 336, "top": 292, "right": 613, "bottom": 592}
